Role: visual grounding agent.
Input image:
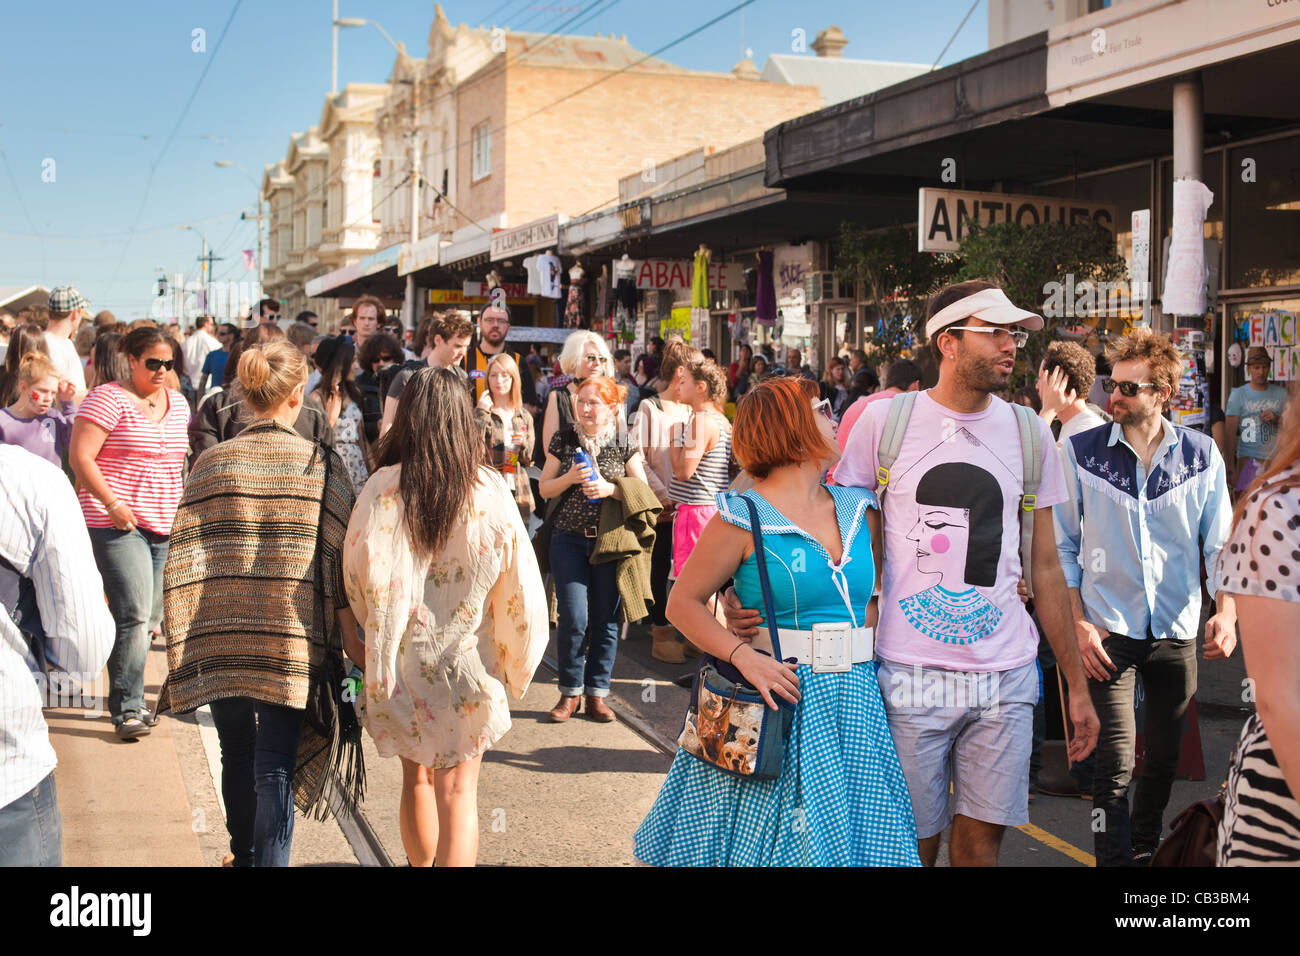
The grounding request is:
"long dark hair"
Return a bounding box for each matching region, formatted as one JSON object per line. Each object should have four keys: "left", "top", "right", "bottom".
{"left": 373, "top": 367, "right": 482, "bottom": 559}
{"left": 91, "top": 331, "right": 129, "bottom": 386}
{"left": 0, "top": 323, "right": 48, "bottom": 405}
{"left": 313, "top": 335, "right": 362, "bottom": 409}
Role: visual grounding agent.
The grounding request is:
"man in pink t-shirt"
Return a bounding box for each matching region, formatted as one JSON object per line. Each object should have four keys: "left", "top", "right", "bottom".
{"left": 727, "top": 281, "right": 1099, "bottom": 867}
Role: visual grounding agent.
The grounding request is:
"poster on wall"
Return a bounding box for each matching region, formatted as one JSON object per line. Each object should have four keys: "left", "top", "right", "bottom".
{"left": 663, "top": 306, "right": 691, "bottom": 343}
{"left": 1171, "top": 326, "right": 1210, "bottom": 429}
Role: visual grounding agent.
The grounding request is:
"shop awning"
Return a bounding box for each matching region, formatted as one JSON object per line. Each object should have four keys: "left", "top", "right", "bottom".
{"left": 0, "top": 285, "right": 50, "bottom": 313}
{"left": 304, "top": 243, "right": 404, "bottom": 299}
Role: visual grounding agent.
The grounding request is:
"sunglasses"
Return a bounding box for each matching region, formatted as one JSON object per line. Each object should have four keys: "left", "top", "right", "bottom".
{"left": 583, "top": 354, "right": 609, "bottom": 364}
{"left": 1101, "top": 378, "right": 1156, "bottom": 397}
{"left": 144, "top": 358, "right": 176, "bottom": 372}
{"left": 812, "top": 397, "right": 834, "bottom": 420}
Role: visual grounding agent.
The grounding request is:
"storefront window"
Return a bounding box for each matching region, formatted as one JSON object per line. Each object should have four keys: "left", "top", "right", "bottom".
{"left": 1034, "top": 162, "right": 1154, "bottom": 270}
{"left": 1227, "top": 134, "right": 1300, "bottom": 289}
{"left": 1225, "top": 297, "right": 1300, "bottom": 395}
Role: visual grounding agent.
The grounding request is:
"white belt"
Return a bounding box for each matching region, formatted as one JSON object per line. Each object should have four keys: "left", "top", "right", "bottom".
{"left": 751, "top": 623, "right": 874, "bottom": 673}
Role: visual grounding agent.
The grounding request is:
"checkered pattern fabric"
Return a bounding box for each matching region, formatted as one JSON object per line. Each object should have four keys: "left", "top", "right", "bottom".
{"left": 633, "top": 487, "right": 921, "bottom": 866}
{"left": 47, "top": 285, "right": 87, "bottom": 312}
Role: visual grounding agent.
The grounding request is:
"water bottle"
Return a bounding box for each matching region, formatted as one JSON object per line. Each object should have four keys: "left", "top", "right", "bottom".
{"left": 574, "top": 448, "right": 601, "bottom": 501}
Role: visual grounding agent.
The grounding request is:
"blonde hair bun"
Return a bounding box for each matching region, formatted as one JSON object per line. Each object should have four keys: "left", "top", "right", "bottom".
{"left": 237, "top": 341, "right": 306, "bottom": 413}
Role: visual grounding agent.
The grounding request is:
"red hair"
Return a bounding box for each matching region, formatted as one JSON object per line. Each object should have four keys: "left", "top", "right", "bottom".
{"left": 575, "top": 375, "right": 626, "bottom": 407}
{"left": 733, "top": 376, "right": 834, "bottom": 479}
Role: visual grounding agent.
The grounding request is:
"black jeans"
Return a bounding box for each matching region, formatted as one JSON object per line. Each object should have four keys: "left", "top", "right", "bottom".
{"left": 649, "top": 514, "right": 674, "bottom": 626}
{"left": 1089, "top": 634, "right": 1196, "bottom": 867}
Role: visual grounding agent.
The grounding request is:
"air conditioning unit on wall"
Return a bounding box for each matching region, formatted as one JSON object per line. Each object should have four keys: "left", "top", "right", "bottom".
{"left": 803, "top": 271, "right": 850, "bottom": 302}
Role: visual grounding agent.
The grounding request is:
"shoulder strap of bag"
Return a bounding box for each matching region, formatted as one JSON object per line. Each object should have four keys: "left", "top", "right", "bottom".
{"left": 875, "top": 390, "right": 919, "bottom": 501}
{"left": 1011, "top": 402, "right": 1043, "bottom": 598}
{"left": 740, "top": 495, "right": 782, "bottom": 662}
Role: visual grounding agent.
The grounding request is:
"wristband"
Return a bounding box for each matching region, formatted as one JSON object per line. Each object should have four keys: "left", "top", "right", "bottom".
{"left": 728, "top": 643, "right": 745, "bottom": 665}
{"left": 106, "top": 500, "right": 123, "bottom": 513}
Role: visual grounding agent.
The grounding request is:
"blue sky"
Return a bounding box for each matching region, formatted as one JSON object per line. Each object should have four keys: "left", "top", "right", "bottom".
{"left": 0, "top": 0, "right": 987, "bottom": 315}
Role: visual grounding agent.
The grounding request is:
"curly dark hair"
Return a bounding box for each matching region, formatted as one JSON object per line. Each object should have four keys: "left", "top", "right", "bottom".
{"left": 372, "top": 367, "right": 482, "bottom": 559}
{"left": 1043, "top": 341, "right": 1097, "bottom": 399}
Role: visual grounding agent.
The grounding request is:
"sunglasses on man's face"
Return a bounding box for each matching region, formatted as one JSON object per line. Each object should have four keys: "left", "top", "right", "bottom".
{"left": 1101, "top": 378, "right": 1156, "bottom": 397}
{"left": 144, "top": 358, "right": 176, "bottom": 372}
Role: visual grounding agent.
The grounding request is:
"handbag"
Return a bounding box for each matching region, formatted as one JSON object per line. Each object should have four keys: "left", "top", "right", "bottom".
{"left": 676, "top": 494, "right": 792, "bottom": 781}
{"left": 1149, "top": 794, "right": 1224, "bottom": 867}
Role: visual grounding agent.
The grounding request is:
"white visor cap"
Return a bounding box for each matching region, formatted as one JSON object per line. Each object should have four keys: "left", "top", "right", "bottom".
{"left": 925, "top": 287, "right": 1044, "bottom": 339}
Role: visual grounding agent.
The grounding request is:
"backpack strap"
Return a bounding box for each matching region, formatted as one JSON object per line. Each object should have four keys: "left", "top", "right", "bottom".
{"left": 875, "top": 390, "right": 919, "bottom": 502}
{"left": 1012, "top": 402, "right": 1043, "bottom": 598}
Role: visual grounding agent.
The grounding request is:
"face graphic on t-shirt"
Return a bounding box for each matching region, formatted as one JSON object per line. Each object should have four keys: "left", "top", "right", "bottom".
{"left": 897, "top": 460, "right": 1006, "bottom": 645}
{"left": 906, "top": 506, "right": 970, "bottom": 586}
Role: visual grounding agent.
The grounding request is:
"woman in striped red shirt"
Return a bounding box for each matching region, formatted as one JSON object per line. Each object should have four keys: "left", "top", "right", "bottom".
{"left": 70, "top": 325, "right": 190, "bottom": 741}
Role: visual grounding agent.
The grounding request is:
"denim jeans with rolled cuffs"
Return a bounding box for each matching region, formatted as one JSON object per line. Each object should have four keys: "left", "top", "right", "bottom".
{"left": 0, "top": 772, "right": 62, "bottom": 866}
{"left": 550, "top": 531, "right": 622, "bottom": 697}
{"left": 1088, "top": 633, "right": 1196, "bottom": 867}
{"left": 208, "top": 698, "right": 305, "bottom": 867}
{"left": 88, "top": 526, "right": 169, "bottom": 723}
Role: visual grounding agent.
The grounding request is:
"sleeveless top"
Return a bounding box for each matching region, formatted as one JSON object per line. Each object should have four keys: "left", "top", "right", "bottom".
{"left": 668, "top": 409, "right": 732, "bottom": 505}
{"left": 715, "top": 486, "right": 877, "bottom": 632}
{"left": 554, "top": 386, "right": 576, "bottom": 434}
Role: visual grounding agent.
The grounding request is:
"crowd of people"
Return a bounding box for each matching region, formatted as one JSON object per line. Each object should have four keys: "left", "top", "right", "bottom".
{"left": 1, "top": 276, "right": 1296, "bottom": 870}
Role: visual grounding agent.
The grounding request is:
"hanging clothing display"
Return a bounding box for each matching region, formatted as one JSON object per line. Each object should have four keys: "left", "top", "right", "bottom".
{"left": 691, "top": 248, "right": 711, "bottom": 310}
{"left": 536, "top": 252, "right": 562, "bottom": 298}
{"left": 564, "top": 267, "right": 585, "bottom": 329}
{"left": 691, "top": 247, "right": 712, "bottom": 349}
{"left": 522, "top": 255, "right": 542, "bottom": 295}
{"left": 755, "top": 248, "right": 776, "bottom": 326}
{"left": 595, "top": 269, "right": 609, "bottom": 321}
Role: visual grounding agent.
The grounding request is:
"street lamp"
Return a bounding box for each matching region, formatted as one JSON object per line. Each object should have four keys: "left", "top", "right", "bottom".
{"left": 215, "top": 159, "right": 264, "bottom": 289}
{"left": 334, "top": 13, "right": 420, "bottom": 329}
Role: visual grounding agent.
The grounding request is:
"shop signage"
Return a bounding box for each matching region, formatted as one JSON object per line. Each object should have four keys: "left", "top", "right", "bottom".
{"left": 398, "top": 234, "right": 442, "bottom": 276}
{"left": 632, "top": 259, "right": 743, "bottom": 292}
{"left": 489, "top": 215, "right": 562, "bottom": 261}
{"left": 619, "top": 200, "right": 651, "bottom": 231}
{"left": 917, "top": 188, "right": 1118, "bottom": 253}
{"left": 429, "top": 288, "right": 533, "bottom": 306}
{"left": 462, "top": 280, "right": 529, "bottom": 299}
{"left": 1046, "top": 0, "right": 1300, "bottom": 108}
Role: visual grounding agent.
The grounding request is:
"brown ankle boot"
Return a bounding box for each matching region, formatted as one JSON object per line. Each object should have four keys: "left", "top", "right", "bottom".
{"left": 651, "top": 624, "right": 687, "bottom": 664}
{"left": 584, "top": 695, "right": 616, "bottom": 722}
{"left": 547, "top": 695, "right": 582, "bottom": 722}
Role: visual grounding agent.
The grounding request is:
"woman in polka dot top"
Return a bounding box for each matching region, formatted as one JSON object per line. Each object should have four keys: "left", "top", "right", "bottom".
{"left": 1217, "top": 388, "right": 1300, "bottom": 866}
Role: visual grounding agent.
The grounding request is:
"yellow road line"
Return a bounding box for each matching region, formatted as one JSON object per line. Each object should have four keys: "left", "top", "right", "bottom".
{"left": 1016, "top": 822, "right": 1096, "bottom": 866}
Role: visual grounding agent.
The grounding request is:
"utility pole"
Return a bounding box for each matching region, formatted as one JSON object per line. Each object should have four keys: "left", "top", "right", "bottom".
{"left": 197, "top": 242, "right": 223, "bottom": 315}
{"left": 405, "top": 72, "right": 421, "bottom": 329}
{"left": 331, "top": 0, "right": 339, "bottom": 95}
{"left": 240, "top": 204, "right": 265, "bottom": 291}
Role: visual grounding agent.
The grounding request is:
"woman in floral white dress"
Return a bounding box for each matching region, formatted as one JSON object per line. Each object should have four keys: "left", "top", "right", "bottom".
{"left": 344, "top": 367, "right": 549, "bottom": 867}
{"left": 310, "top": 335, "right": 370, "bottom": 496}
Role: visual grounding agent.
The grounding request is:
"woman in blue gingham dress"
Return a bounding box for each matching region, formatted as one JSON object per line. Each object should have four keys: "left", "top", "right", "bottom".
{"left": 634, "top": 463, "right": 920, "bottom": 865}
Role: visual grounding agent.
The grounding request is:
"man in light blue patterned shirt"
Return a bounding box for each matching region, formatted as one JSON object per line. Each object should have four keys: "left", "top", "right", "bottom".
{"left": 0, "top": 445, "right": 114, "bottom": 866}
{"left": 1054, "top": 330, "right": 1236, "bottom": 868}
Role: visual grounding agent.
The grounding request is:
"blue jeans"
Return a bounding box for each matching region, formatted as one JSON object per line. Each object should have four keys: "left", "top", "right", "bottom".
{"left": 89, "top": 526, "right": 169, "bottom": 723}
{"left": 208, "top": 698, "right": 305, "bottom": 867}
{"left": 550, "top": 531, "right": 622, "bottom": 697}
{"left": 0, "top": 772, "right": 61, "bottom": 866}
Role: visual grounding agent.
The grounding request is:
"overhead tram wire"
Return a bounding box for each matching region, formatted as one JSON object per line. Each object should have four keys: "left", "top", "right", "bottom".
{"left": 930, "top": 0, "right": 977, "bottom": 72}
{"left": 106, "top": 0, "right": 245, "bottom": 294}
